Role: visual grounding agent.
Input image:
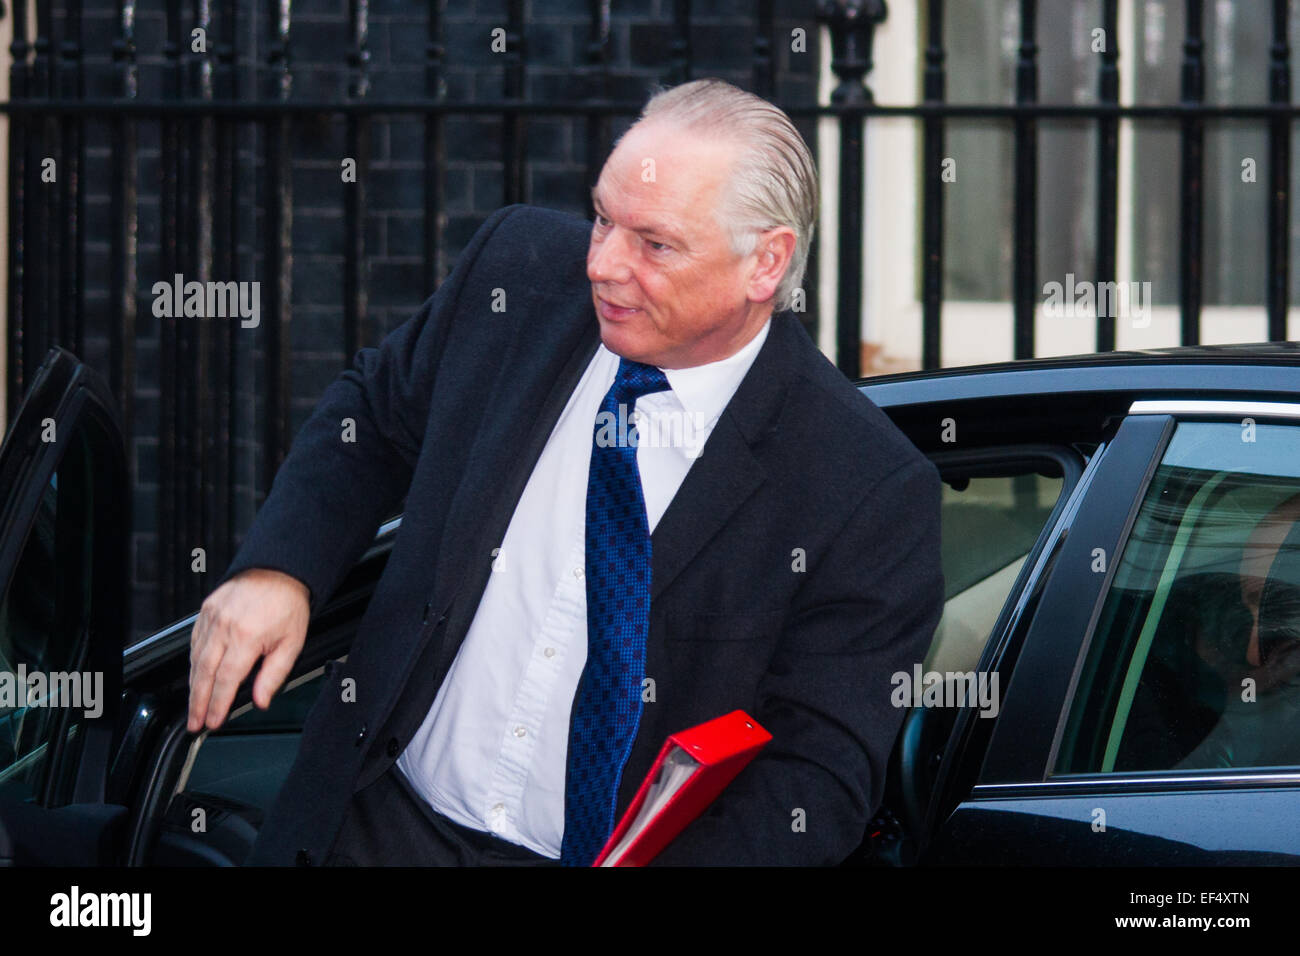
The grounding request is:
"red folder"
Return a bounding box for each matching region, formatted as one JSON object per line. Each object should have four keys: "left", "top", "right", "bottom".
{"left": 592, "top": 710, "right": 772, "bottom": 867}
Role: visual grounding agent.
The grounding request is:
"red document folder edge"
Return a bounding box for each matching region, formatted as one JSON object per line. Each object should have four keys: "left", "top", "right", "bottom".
{"left": 592, "top": 709, "right": 772, "bottom": 867}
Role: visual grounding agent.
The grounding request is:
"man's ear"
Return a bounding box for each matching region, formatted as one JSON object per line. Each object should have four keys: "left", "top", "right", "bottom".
{"left": 746, "top": 227, "right": 797, "bottom": 304}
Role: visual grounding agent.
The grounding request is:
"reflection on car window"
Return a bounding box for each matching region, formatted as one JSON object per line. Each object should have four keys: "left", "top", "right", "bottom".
{"left": 168, "top": 667, "right": 330, "bottom": 827}
{"left": 0, "top": 475, "right": 61, "bottom": 796}
{"left": 0, "top": 432, "right": 94, "bottom": 802}
{"left": 1057, "top": 421, "right": 1300, "bottom": 774}
{"left": 929, "top": 472, "right": 1064, "bottom": 675}
{"left": 886, "top": 464, "right": 1069, "bottom": 848}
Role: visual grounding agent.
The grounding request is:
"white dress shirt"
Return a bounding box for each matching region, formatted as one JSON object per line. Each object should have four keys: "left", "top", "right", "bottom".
{"left": 396, "top": 317, "right": 771, "bottom": 858}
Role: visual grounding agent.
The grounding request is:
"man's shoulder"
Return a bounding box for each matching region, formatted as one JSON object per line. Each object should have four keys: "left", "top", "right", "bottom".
{"left": 485, "top": 203, "right": 591, "bottom": 242}
{"left": 465, "top": 204, "right": 592, "bottom": 295}
{"left": 760, "top": 315, "right": 932, "bottom": 488}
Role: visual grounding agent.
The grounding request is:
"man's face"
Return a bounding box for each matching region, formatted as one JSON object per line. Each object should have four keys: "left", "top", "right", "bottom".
{"left": 586, "top": 120, "right": 790, "bottom": 369}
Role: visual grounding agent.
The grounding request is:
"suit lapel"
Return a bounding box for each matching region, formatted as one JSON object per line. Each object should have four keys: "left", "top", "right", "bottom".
{"left": 374, "top": 300, "right": 601, "bottom": 768}
{"left": 431, "top": 307, "right": 800, "bottom": 676}
{"left": 431, "top": 302, "right": 600, "bottom": 632}
{"left": 619, "top": 309, "right": 801, "bottom": 819}
{"left": 648, "top": 412, "right": 764, "bottom": 601}
{"left": 648, "top": 310, "right": 799, "bottom": 601}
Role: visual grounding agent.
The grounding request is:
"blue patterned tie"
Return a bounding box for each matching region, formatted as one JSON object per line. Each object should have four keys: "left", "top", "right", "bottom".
{"left": 560, "top": 356, "right": 672, "bottom": 866}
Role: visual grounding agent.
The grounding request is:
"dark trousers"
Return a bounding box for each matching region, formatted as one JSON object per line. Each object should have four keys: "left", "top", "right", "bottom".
{"left": 325, "top": 764, "right": 562, "bottom": 866}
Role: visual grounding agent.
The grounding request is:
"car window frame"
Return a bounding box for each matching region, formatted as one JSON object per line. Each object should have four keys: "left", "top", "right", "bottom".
{"left": 902, "top": 443, "right": 1087, "bottom": 846}
{"left": 978, "top": 403, "right": 1300, "bottom": 800}
{"left": 1050, "top": 412, "right": 1300, "bottom": 785}
{"left": 0, "top": 351, "right": 128, "bottom": 811}
{"left": 974, "top": 412, "right": 1177, "bottom": 787}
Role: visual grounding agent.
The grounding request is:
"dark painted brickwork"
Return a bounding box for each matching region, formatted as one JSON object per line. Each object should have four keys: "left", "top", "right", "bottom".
{"left": 33, "top": 0, "right": 821, "bottom": 640}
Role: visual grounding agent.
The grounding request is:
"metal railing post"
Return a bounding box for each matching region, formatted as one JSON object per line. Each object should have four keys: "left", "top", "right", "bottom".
{"left": 817, "top": 0, "right": 887, "bottom": 379}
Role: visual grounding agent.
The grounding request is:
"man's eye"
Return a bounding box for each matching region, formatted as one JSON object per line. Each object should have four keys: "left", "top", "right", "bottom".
{"left": 647, "top": 240, "right": 670, "bottom": 252}
{"left": 594, "top": 214, "right": 611, "bottom": 228}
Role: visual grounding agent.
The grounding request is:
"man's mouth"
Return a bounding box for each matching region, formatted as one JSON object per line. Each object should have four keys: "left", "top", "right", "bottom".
{"left": 596, "top": 295, "right": 640, "bottom": 320}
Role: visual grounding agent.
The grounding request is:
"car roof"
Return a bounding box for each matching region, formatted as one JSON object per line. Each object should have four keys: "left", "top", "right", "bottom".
{"left": 858, "top": 342, "right": 1300, "bottom": 409}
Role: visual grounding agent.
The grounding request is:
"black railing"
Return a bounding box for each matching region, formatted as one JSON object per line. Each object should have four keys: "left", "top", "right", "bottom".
{"left": 1096, "top": 0, "right": 1119, "bottom": 353}
{"left": 5, "top": 0, "right": 1299, "bottom": 637}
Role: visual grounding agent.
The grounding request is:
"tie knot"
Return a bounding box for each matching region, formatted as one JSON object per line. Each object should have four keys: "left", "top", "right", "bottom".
{"left": 612, "top": 357, "right": 671, "bottom": 403}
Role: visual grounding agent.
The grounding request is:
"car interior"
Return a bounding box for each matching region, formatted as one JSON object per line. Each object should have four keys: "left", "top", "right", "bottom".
{"left": 1059, "top": 466, "right": 1300, "bottom": 777}
{"left": 148, "top": 668, "right": 330, "bottom": 866}
{"left": 850, "top": 444, "right": 1088, "bottom": 864}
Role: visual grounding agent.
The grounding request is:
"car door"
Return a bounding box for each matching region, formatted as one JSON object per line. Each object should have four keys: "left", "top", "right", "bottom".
{"left": 855, "top": 428, "right": 1092, "bottom": 864}
{"left": 124, "top": 518, "right": 401, "bottom": 865}
{"left": 928, "top": 403, "right": 1300, "bottom": 864}
{"left": 0, "top": 347, "right": 130, "bottom": 865}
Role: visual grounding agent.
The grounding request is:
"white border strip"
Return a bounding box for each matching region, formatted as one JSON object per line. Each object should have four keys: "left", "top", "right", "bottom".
{"left": 1128, "top": 399, "right": 1300, "bottom": 419}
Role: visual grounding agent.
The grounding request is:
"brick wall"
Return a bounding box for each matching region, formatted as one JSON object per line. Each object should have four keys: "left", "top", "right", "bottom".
{"left": 33, "top": 0, "right": 823, "bottom": 640}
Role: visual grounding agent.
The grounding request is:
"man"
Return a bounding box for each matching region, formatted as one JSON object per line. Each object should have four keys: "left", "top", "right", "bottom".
{"left": 1172, "top": 493, "right": 1300, "bottom": 769}
{"left": 188, "top": 77, "right": 944, "bottom": 866}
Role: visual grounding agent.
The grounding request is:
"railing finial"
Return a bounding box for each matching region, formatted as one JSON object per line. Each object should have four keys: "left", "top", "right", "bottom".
{"left": 817, "top": 0, "right": 888, "bottom": 105}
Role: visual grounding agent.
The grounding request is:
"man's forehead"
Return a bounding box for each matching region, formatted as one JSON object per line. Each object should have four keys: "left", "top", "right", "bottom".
{"left": 594, "top": 127, "right": 732, "bottom": 232}
{"left": 590, "top": 178, "right": 688, "bottom": 235}
{"left": 614, "top": 126, "right": 731, "bottom": 180}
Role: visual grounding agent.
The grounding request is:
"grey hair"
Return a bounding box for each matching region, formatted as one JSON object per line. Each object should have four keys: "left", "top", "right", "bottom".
{"left": 632, "top": 77, "right": 818, "bottom": 315}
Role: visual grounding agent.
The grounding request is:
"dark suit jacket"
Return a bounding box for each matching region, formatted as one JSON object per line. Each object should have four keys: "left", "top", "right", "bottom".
{"left": 219, "top": 203, "right": 945, "bottom": 866}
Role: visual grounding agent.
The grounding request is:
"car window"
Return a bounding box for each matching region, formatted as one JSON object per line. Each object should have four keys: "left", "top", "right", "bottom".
{"left": 929, "top": 468, "right": 1067, "bottom": 675}
{"left": 179, "top": 667, "right": 328, "bottom": 813}
{"left": 1056, "top": 420, "right": 1300, "bottom": 774}
{"left": 149, "top": 665, "right": 335, "bottom": 865}
{"left": 0, "top": 428, "right": 98, "bottom": 803}
{"left": 882, "top": 453, "right": 1076, "bottom": 853}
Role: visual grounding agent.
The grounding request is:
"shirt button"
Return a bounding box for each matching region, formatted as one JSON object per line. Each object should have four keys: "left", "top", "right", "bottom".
{"left": 491, "top": 803, "right": 504, "bottom": 814}
{"left": 514, "top": 725, "right": 527, "bottom": 738}
{"left": 543, "top": 647, "right": 556, "bottom": 658}
{"left": 573, "top": 567, "right": 584, "bottom": 580}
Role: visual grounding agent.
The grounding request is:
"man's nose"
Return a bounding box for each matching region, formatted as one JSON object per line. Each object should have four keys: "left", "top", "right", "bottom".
{"left": 587, "top": 226, "right": 633, "bottom": 284}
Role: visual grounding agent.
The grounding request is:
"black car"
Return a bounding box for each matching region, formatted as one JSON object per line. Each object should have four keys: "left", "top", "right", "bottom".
{"left": 2, "top": 342, "right": 1299, "bottom": 866}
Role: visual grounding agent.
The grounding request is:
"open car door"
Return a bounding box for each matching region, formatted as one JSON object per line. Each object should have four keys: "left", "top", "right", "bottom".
{"left": 0, "top": 347, "right": 129, "bottom": 864}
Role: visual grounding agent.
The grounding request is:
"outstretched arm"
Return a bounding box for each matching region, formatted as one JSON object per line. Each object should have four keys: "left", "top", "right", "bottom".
{"left": 188, "top": 204, "right": 525, "bottom": 731}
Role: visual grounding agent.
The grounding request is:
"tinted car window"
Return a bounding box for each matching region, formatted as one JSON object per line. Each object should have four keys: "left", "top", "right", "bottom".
{"left": 0, "top": 427, "right": 98, "bottom": 802}
{"left": 929, "top": 471, "right": 1064, "bottom": 674}
{"left": 149, "top": 666, "right": 334, "bottom": 864}
{"left": 175, "top": 665, "right": 331, "bottom": 814}
{"left": 1057, "top": 421, "right": 1300, "bottom": 773}
{"left": 886, "top": 461, "right": 1071, "bottom": 847}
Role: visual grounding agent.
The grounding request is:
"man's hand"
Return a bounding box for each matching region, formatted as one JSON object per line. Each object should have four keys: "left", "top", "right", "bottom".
{"left": 187, "top": 568, "right": 311, "bottom": 733}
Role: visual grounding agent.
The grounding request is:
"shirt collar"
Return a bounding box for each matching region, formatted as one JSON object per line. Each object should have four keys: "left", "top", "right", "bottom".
{"left": 657, "top": 318, "right": 771, "bottom": 430}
